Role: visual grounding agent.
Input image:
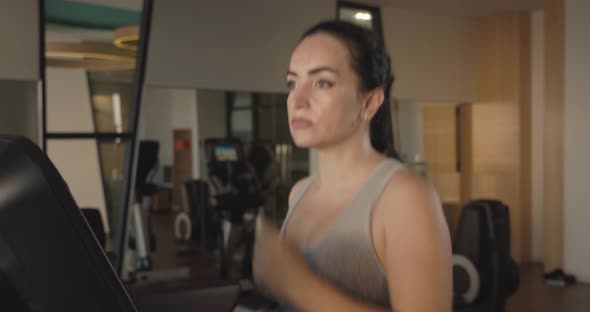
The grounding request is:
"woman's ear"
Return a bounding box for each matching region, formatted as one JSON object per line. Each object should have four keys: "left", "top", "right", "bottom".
{"left": 362, "top": 87, "right": 385, "bottom": 120}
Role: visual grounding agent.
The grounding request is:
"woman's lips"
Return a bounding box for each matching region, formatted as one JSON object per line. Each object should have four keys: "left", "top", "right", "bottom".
{"left": 291, "top": 118, "right": 313, "bottom": 129}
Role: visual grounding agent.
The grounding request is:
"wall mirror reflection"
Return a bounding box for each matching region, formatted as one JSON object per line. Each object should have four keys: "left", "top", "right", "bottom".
{"left": 41, "top": 0, "right": 146, "bottom": 273}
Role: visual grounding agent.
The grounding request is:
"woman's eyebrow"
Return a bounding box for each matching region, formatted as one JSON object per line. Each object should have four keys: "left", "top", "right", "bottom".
{"left": 308, "top": 66, "right": 339, "bottom": 76}
{"left": 287, "top": 66, "right": 340, "bottom": 77}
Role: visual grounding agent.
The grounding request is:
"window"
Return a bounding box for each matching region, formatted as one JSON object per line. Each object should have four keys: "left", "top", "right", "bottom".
{"left": 226, "top": 91, "right": 257, "bottom": 142}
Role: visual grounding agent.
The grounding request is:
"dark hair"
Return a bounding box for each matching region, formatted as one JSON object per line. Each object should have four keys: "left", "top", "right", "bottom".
{"left": 301, "top": 20, "right": 398, "bottom": 159}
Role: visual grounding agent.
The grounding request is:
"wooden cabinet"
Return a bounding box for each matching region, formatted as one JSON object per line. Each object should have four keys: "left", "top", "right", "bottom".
{"left": 421, "top": 103, "right": 462, "bottom": 233}
{"left": 422, "top": 103, "right": 458, "bottom": 172}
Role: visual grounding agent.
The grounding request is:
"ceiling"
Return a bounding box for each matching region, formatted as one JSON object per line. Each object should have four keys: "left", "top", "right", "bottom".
{"left": 46, "top": 0, "right": 140, "bottom": 30}
{"left": 64, "top": 0, "right": 544, "bottom": 20}
{"left": 45, "top": 23, "right": 114, "bottom": 41}
{"left": 69, "top": 0, "right": 143, "bottom": 11}
{"left": 355, "top": 0, "right": 543, "bottom": 16}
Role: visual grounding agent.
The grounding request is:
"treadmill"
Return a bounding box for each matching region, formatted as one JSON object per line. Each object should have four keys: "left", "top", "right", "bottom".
{"left": 0, "top": 136, "right": 269, "bottom": 312}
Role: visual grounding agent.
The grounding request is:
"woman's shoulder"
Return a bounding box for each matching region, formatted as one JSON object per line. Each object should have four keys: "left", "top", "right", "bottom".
{"left": 377, "top": 163, "right": 441, "bottom": 219}
{"left": 374, "top": 161, "right": 450, "bottom": 260}
{"left": 288, "top": 176, "right": 313, "bottom": 207}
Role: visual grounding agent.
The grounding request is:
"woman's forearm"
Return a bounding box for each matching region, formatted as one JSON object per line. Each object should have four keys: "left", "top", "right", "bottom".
{"left": 287, "top": 268, "right": 391, "bottom": 312}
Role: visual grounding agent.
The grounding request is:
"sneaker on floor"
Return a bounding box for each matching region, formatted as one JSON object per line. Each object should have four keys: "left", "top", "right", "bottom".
{"left": 543, "top": 268, "right": 566, "bottom": 287}
{"left": 564, "top": 273, "right": 577, "bottom": 285}
{"left": 543, "top": 268, "right": 577, "bottom": 287}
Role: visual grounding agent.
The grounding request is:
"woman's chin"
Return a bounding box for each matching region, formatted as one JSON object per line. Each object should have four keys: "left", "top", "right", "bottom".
{"left": 291, "top": 137, "right": 319, "bottom": 149}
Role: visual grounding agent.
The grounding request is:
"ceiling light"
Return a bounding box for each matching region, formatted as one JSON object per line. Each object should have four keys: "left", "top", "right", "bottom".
{"left": 114, "top": 25, "right": 139, "bottom": 51}
{"left": 45, "top": 42, "right": 136, "bottom": 71}
{"left": 354, "top": 12, "right": 372, "bottom": 21}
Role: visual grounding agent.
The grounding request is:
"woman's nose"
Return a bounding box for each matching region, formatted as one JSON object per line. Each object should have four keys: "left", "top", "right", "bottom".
{"left": 289, "top": 84, "right": 311, "bottom": 109}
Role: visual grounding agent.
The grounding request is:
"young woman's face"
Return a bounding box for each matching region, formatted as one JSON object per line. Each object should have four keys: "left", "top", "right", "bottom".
{"left": 286, "top": 33, "right": 366, "bottom": 150}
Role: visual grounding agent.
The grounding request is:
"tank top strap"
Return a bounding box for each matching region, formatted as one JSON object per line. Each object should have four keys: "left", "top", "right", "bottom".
{"left": 280, "top": 176, "right": 314, "bottom": 238}
{"left": 359, "top": 158, "right": 405, "bottom": 210}
{"left": 334, "top": 158, "right": 404, "bottom": 238}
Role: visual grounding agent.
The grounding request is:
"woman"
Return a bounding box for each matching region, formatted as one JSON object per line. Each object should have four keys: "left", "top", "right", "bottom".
{"left": 253, "top": 20, "right": 452, "bottom": 312}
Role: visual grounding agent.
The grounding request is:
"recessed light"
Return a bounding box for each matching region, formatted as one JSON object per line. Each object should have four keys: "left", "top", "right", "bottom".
{"left": 354, "top": 12, "right": 372, "bottom": 21}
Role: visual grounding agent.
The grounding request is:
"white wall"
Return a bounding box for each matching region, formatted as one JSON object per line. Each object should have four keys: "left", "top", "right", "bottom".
{"left": 564, "top": 0, "right": 590, "bottom": 283}
{"left": 382, "top": 7, "right": 477, "bottom": 102}
{"left": 0, "top": 80, "right": 39, "bottom": 143}
{"left": 145, "top": 1, "right": 479, "bottom": 177}
{"left": 140, "top": 87, "right": 173, "bottom": 181}
{"left": 0, "top": 1, "right": 40, "bottom": 143}
{"left": 45, "top": 68, "right": 109, "bottom": 232}
{"left": 140, "top": 87, "right": 200, "bottom": 181}
{"left": 0, "top": 0, "right": 39, "bottom": 81}
{"left": 146, "top": 1, "right": 477, "bottom": 102}
{"left": 145, "top": 0, "right": 335, "bottom": 93}
{"left": 196, "top": 89, "right": 227, "bottom": 179}
{"left": 47, "top": 69, "right": 95, "bottom": 132}
{"left": 396, "top": 100, "right": 423, "bottom": 162}
{"left": 530, "top": 10, "right": 545, "bottom": 263}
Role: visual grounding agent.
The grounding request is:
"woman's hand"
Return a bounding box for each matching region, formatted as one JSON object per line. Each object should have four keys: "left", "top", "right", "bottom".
{"left": 252, "top": 215, "right": 391, "bottom": 312}
{"left": 252, "top": 215, "right": 310, "bottom": 302}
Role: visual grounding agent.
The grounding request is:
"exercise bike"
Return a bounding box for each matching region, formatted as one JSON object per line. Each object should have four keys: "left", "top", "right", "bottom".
{"left": 452, "top": 199, "right": 520, "bottom": 312}
{"left": 204, "top": 138, "right": 264, "bottom": 280}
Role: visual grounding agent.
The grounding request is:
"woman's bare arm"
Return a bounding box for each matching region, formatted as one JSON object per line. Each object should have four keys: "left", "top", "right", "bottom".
{"left": 377, "top": 170, "right": 453, "bottom": 312}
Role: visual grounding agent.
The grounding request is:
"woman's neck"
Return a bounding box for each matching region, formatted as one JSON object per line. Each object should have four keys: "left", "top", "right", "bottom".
{"left": 314, "top": 132, "right": 384, "bottom": 189}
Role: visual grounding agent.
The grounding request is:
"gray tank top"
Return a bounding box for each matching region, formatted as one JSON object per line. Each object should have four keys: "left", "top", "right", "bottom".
{"left": 280, "top": 158, "right": 404, "bottom": 309}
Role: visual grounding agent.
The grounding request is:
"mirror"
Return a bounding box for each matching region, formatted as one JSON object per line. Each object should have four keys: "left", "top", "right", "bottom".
{"left": 41, "top": 0, "right": 147, "bottom": 275}
{"left": 122, "top": 0, "right": 385, "bottom": 290}
{"left": 135, "top": 86, "right": 308, "bottom": 284}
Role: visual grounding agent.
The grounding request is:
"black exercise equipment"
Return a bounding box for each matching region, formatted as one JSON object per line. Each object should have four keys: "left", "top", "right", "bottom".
{"left": 204, "top": 138, "right": 264, "bottom": 280}
{"left": 136, "top": 140, "right": 160, "bottom": 198}
{"left": 0, "top": 135, "right": 285, "bottom": 312}
{"left": 81, "top": 207, "right": 107, "bottom": 249}
{"left": 452, "top": 199, "right": 520, "bottom": 312}
{"left": 248, "top": 141, "right": 275, "bottom": 193}
{"left": 80, "top": 207, "right": 120, "bottom": 264}
{"left": 0, "top": 135, "right": 276, "bottom": 312}
{"left": 0, "top": 135, "right": 137, "bottom": 311}
{"left": 129, "top": 140, "right": 161, "bottom": 272}
{"left": 181, "top": 179, "right": 220, "bottom": 250}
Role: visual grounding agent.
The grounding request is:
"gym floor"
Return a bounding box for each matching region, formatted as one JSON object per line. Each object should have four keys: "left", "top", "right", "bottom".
{"left": 132, "top": 210, "right": 590, "bottom": 311}
{"left": 506, "top": 263, "right": 590, "bottom": 312}
{"left": 128, "top": 210, "right": 245, "bottom": 287}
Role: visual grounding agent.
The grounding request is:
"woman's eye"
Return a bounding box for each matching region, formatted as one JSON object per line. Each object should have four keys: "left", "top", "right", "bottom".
{"left": 286, "top": 80, "right": 295, "bottom": 90}
{"left": 316, "top": 80, "right": 333, "bottom": 89}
